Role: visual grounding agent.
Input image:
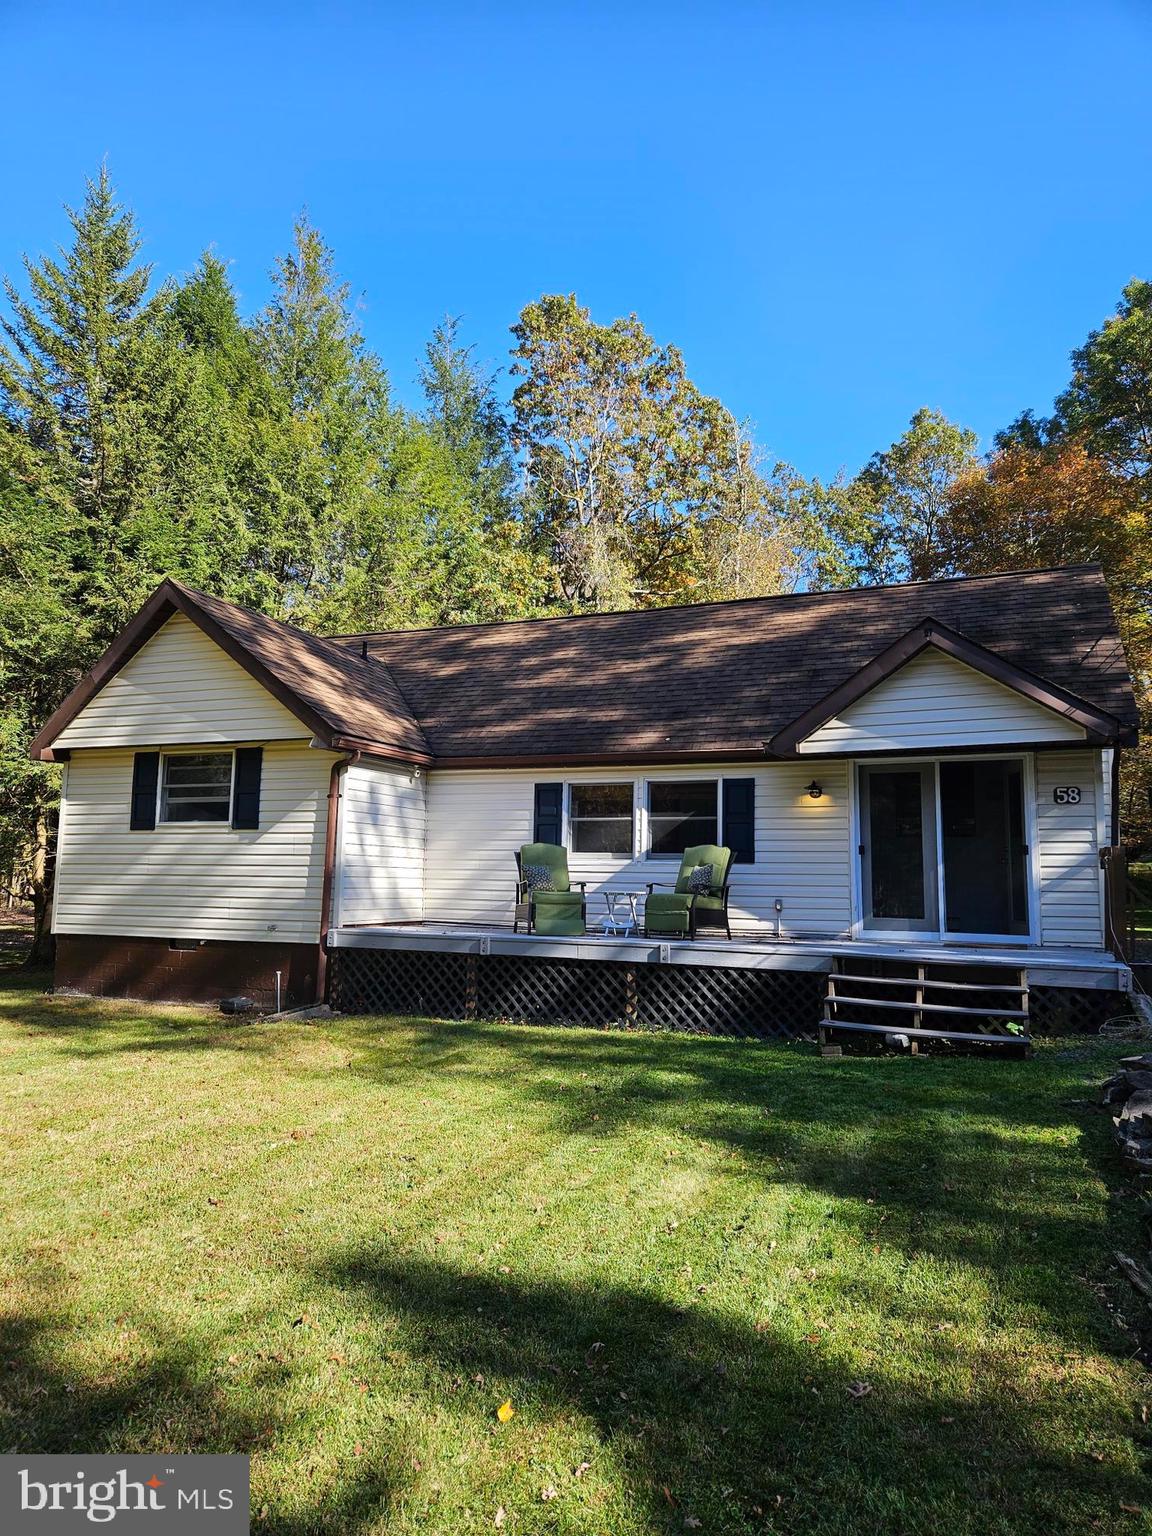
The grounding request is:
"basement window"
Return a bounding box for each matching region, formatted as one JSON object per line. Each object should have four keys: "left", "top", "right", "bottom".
{"left": 159, "top": 751, "right": 234, "bottom": 823}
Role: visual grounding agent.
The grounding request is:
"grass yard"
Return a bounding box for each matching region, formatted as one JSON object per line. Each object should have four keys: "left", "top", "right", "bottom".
{"left": 2, "top": 969, "right": 1152, "bottom": 1535}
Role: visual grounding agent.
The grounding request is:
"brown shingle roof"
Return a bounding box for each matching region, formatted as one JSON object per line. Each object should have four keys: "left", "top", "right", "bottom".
{"left": 30, "top": 565, "right": 1138, "bottom": 765}
{"left": 178, "top": 584, "right": 430, "bottom": 760}
{"left": 331, "top": 564, "right": 1137, "bottom": 762}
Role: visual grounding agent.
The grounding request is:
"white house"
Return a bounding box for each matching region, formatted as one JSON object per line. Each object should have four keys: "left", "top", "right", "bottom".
{"left": 31, "top": 566, "right": 1139, "bottom": 1039}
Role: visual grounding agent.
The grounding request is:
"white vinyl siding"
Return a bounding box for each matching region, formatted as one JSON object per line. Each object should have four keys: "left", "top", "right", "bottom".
{"left": 335, "top": 762, "right": 426, "bottom": 925}
{"left": 422, "top": 762, "right": 854, "bottom": 937}
{"left": 53, "top": 743, "right": 338, "bottom": 943}
{"left": 55, "top": 613, "right": 309, "bottom": 747}
{"left": 1034, "top": 750, "right": 1105, "bottom": 947}
{"left": 798, "top": 650, "right": 1087, "bottom": 754}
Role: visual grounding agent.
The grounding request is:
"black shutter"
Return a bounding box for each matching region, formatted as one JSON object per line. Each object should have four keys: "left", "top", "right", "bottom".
{"left": 722, "top": 777, "right": 755, "bottom": 863}
{"left": 232, "top": 747, "right": 263, "bottom": 830}
{"left": 533, "top": 782, "right": 563, "bottom": 845}
{"left": 129, "top": 751, "right": 160, "bottom": 830}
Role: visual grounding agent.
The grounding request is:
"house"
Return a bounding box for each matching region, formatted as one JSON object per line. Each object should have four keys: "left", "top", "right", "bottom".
{"left": 30, "top": 565, "right": 1140, "bottom": 1039}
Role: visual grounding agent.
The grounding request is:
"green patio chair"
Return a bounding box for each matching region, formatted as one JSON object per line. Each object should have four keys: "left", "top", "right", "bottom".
{"left": 514, "top": 843, "right": 588, "bottom": 937}
{"left": 644, "top": 844, "right": 734, "bottom": 940}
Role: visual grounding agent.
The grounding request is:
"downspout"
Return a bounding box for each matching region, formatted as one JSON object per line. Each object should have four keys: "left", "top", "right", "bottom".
{"left": 317, "top": 752, "right": 358, "bottom": 1004}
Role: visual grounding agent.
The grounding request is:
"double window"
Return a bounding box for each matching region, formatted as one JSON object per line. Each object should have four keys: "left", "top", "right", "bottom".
{"left": 546, "top": 778, "right": 753, "bottom": 862}
{"left": 159, "top": 751, "right": 234, "bottom": 823}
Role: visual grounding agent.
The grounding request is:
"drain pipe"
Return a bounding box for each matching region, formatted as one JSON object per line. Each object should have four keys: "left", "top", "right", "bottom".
{"left": 316, "top": 752, "right": 359, "bottom": 1005}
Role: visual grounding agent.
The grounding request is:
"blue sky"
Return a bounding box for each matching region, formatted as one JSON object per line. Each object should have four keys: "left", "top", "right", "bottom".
{"left": 2, "top": 1, "right": 1150, "bottom": 481}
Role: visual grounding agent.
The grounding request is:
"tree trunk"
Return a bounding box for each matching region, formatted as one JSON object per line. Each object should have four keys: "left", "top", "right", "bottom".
{"left": 25, "top": 813, "right": 55, "bottom": 969}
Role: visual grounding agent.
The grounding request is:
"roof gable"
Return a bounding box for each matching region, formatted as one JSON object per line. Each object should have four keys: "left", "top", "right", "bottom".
{"left": 30, "top": 580, "right": 431, "bottom": 764}
{"left": 769, "top": 618, "right": 1122, "bottom": 757}
{"left": 54, "top": 613, "right": 310, "bottom": 748}
{"left": 791, "top": 645, "right": 1089, "bottom": 755}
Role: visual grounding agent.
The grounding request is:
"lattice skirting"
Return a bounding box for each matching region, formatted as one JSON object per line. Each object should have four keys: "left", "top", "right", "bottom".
{"left": 328, "top": 948, "right": 1128, "bottom": 1041}
{"left": 330, "top": 948, "right": 824, "bottom": 1039}
{"left": 1029, "top": 985, "right": 1131, "bottom": 1034}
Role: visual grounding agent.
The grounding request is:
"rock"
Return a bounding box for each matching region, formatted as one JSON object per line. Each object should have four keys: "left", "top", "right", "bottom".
{"left": 219, "top": 995, "right": 256, "bottom": 1015}
{"left": 1116, "top": 1090, "right": 1152, "bottom": 1124}
{"left": 1102, "top": 1073, "right": 1130, "bottom": 1105}
{"left": 1115, "top": 1251, "right": 1152, "bottom": 1299}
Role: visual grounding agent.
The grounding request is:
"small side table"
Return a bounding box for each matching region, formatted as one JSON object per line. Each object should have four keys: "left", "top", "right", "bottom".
{"left": 600, "top": 889, "right": 645, "bottom": 937}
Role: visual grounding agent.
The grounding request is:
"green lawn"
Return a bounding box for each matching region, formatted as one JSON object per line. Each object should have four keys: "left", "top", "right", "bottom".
{"left": 2, "top": 969, "right": 1152, "bottom": 1535}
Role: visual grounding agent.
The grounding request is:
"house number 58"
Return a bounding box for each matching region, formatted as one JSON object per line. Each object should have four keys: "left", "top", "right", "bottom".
{"left": 1052, "top": 786, "right": 1082, "bottom": 804}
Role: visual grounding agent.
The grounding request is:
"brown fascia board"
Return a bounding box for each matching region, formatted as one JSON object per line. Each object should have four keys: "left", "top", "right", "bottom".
{"left": 32, "top": 580, "right": 348, "bottom": 762}
{"left": 766, "top": 617, "right": 1133, "bottom": 757}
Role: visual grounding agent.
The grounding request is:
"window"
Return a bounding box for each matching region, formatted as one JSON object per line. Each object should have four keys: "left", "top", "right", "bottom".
{"left": 648, "top": 780, "right": 718, "bottom": 856}
{"left": 569, "top": 783, "right": 634, "bottom": 854}
{"left": 159, "top": 751, "right": 234, "bottom": 823}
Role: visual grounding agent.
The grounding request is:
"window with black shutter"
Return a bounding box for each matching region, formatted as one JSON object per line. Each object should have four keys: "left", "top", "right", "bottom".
{"left": 158, "top": 751, "right": 234, "bottom": 823}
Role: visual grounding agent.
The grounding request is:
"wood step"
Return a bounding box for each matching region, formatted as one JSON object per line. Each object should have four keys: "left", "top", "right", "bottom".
{"left": 827, "top": 993, "right": 1028, "bottom": 1019}
{"left": 831, "top": 972, "right": 1026, "bottom": 994}
{"left": 821, "top": 1018, "right": 1028, "bottom": 1045}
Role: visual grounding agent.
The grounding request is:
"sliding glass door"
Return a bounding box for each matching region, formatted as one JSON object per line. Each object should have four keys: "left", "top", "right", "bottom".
{"left": 939, "top": 760, "right": 1029, "bottom": 936}
{"left": 858, "top": 758, "right": 1030, "bottom": 938}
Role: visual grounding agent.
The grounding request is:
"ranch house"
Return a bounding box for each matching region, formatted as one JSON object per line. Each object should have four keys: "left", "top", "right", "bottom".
{"left": 30, "top": 565, "right": 1141, "bottom": 1043}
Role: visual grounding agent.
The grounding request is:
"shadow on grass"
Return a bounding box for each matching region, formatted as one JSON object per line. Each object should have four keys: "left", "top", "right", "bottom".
{"left": 331, "top": 1019, "right": 1126, "bottom": 1330}
{"left": 4, "top": 995, "right": 1131, "bottom": 1348}
{"left": 314, "top": 1247, "right": 1147, "bottom": 1535}
{"left": 0, "top": 1305, "right": 405, "bottom": 1536}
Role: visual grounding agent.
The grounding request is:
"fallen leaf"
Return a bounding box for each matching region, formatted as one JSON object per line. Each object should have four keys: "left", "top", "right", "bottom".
{"left": 541, "top": 1486, "right": 558, "bottom": 1501}
{"left": 573, "top": 1461, "right": 591, "bottom": 1479}
{"left": 494, "top": 1507, "right": 506, "bottom": 1527}
{"left": 847, "top": 1381, "right": 873, "bottom": 1399}
{"left": 684, "top": 1520, "right": 702, "bottom": 1530}
{"left": 497, "top": 1400, "right": 514, "bottom": 1423}
{"left": 352, "top": 1444, "right": 362, "bottom": 1457}
{"left": 1120, "top": 1503, "right": 1143, "bottom": 1514}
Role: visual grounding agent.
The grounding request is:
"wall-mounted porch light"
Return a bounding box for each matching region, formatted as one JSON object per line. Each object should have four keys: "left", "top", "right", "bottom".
{"left": 806, "top": 780, "right": 823, "bottom": 800}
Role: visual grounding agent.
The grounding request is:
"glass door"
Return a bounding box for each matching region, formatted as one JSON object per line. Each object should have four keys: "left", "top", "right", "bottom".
{"left": 939, "top": 759, "right": 1029, "bottom": 936}
{"left": 858, "top": 765, "right": 938, "bottom": 932}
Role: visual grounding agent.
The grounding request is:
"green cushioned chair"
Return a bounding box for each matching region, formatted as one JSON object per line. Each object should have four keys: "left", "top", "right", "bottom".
{"left": 644, "top": 844, "right": 734, "bottom": 940}
{"left": 514, "top": 843, "right": 587, "bottom": 937}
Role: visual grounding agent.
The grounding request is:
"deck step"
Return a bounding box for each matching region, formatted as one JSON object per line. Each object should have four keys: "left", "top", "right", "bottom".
{"left": 832, "top": 972, "right": 1026, "bottom": 994}
{"left": 822, "top": 957, "right": 1030, "bottom": 1050}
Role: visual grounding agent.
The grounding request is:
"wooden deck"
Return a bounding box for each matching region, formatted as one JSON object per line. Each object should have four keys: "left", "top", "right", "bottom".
{"left": 330, "top": 921, "right": 1131, "bottom": 993}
